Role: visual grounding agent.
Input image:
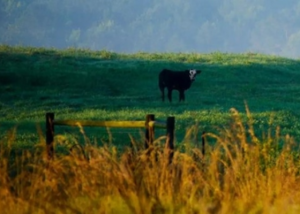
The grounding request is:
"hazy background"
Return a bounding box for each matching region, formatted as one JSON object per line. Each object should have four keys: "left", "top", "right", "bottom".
{"left": 1, "top": 0, "right": 300, "bottom": 59}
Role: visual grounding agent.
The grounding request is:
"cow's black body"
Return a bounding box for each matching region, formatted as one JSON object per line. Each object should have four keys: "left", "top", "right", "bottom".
{"left": 158, "top": 69, "right": 201, "bottom": 102}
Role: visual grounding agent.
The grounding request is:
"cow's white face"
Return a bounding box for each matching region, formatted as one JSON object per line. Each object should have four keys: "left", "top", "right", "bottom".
{"left": 189, "top": 69, "right": 197, "bottom": 81}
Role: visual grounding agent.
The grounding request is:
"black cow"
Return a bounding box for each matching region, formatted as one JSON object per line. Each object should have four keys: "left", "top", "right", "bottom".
{"left": 158, "top": 69, "right": 201, "bottom": 102}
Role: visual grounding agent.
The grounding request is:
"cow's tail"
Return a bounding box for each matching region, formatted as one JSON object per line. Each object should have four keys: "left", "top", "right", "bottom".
{"left": 158, "top": 69, "right": 167, "bottom": 101}
{"left": 158, "top": 69, "right": 166, "bottom": 91}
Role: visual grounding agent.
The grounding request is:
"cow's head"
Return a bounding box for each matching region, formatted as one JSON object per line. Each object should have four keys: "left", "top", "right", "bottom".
{"left": 189, "top": 69, "right": 201, "bottom": 81}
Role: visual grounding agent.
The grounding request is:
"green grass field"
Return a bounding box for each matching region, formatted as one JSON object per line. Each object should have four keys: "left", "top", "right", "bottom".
{"left": 1, "top": 45, "right": 300, "bottom": 213}
{"left": 1, "top": 45, "right": 300, "bottom": 151}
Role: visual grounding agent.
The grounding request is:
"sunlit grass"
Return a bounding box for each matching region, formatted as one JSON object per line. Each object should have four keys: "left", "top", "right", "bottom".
{"left": 1, "top": 108, "right": 300, "bottom": 213}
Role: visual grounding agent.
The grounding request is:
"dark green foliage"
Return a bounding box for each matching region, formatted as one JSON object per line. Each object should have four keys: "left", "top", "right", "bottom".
{"left": 1, "top": 1, "right": 300, "bottom": 57}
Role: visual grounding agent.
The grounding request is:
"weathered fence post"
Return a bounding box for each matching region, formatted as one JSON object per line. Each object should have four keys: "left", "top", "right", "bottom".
{"left": 46, "top": 112, "right": 54, "bottom": 159}
{"left": 145, "top": 114, "right": 155, "bottom": 149}
{"left": 166, "top": 116, "right": 175, "bottom": 163}
{"left": 202, "top": 131, "right": 206, "bottom": 156}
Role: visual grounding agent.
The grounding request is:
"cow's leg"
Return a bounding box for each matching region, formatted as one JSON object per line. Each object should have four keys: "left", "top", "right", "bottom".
{"left": 167, "top": 88, "right": 172, "bottom": 102}
{"left": 161, "top": 87, "right": 165, "bottom": 101}
{"left": 179, "top": 90, "right": 185, "bottom": 102}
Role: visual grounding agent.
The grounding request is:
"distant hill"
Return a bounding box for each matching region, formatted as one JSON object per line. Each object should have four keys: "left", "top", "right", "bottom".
{"left": 1, "top": 0, "right": 300, "bottom": 58}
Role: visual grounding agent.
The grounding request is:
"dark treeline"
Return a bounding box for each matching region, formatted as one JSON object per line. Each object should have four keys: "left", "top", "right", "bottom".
{"left": 1, "top": 0, "right": 300, "bottom": 58}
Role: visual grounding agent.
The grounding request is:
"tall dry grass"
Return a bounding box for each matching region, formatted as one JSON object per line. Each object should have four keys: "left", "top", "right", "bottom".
{"left": 1, "top": 108, "right": 300, "bottom": 214}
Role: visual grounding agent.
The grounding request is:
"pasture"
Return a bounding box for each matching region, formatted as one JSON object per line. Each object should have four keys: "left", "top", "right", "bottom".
{"left": 1, "top": 45, "right": 300, "bottom": 150}
{"left": 1, "top": 45, "right": 300, "bottom": 213}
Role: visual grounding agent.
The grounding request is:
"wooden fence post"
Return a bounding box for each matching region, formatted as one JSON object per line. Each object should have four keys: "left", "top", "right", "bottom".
{"left": 145, "top": 114, "right": 155, "bottom": 149}
{"left": 46, "top": 112, "right": 54, "bottom": 159}
{"left": 202, "top": 131, "right": 206, "bottom": 156}
{"left": 166, "top": 116, "right": 175, "bottom": 163}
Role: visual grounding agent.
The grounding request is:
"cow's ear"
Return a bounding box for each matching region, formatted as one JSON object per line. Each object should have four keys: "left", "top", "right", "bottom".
{"left": 197, "top": 70, "right": 202, "bottom": 74}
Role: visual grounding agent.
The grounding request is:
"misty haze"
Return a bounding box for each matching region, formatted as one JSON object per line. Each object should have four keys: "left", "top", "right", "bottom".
{"left": 1, "top": 0, "right": 300, "bottom": 58}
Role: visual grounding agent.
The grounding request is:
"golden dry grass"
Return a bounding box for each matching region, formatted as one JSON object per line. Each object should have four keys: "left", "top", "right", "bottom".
{"left": 1, "top": 108, "right": 300, "bottom": 214}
